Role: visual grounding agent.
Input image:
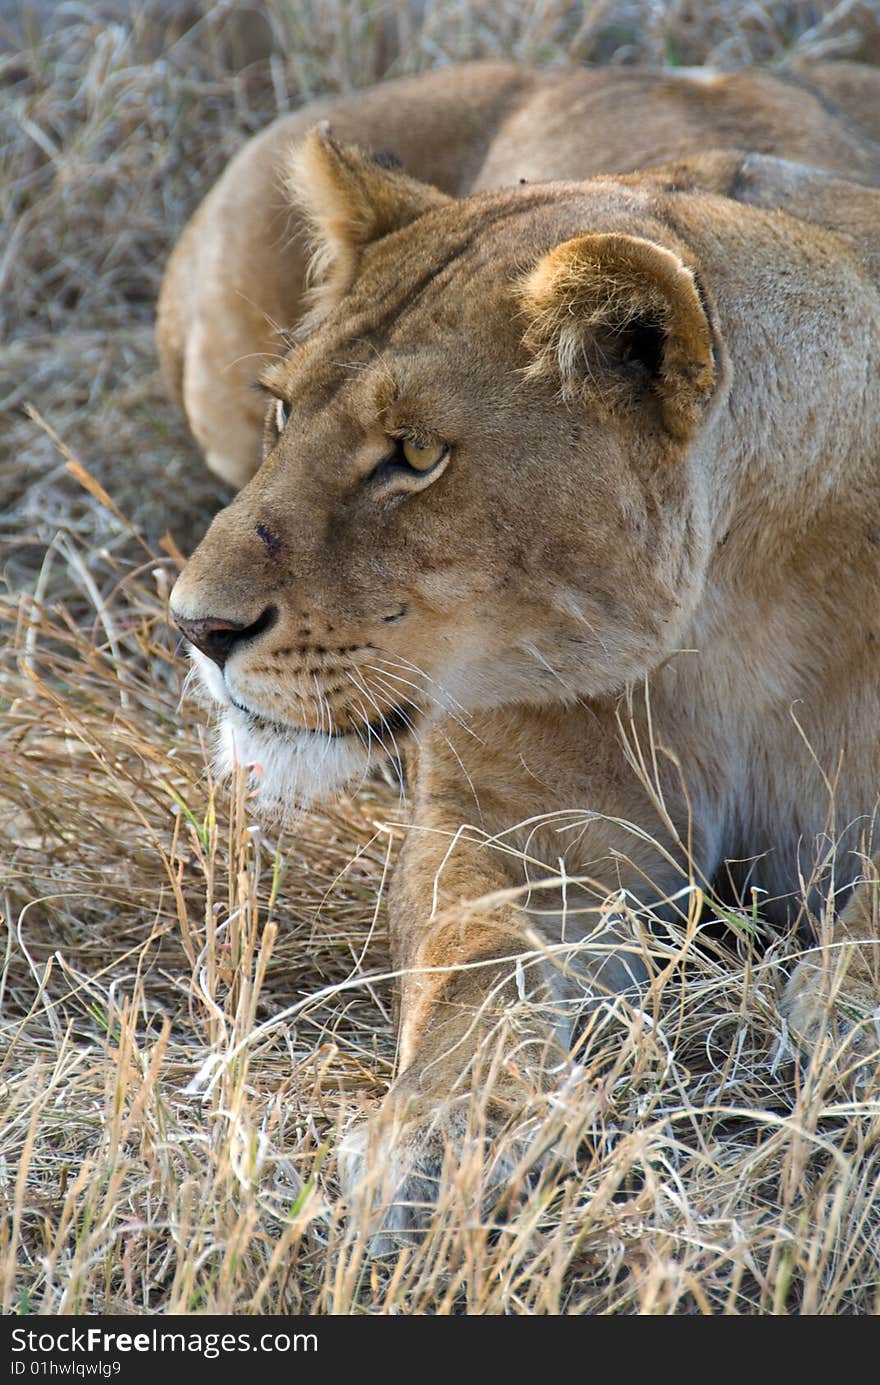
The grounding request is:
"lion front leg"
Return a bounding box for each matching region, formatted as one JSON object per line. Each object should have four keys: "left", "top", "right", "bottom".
{"left": 339, "top": 832, "right": 583, "bottom": 1250}
{"left": 339, "top": 938, "right": 570, "bottom": 1250}
{"left": 338, "top": 829, "right": 663, "bottom": 1250}
{"left": 781, "top": 854, "right": 880, "bottom": 1072}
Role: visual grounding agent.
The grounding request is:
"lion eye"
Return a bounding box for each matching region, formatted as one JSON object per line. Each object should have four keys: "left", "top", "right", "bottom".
{"left": 401, "top": 438, "right": 447, "bottom": 472}
{"left": 368, "top": 435, "right": 450, "bottom": 488}
{"left": 274, "top": 398, "right": 290, "bottom": 434}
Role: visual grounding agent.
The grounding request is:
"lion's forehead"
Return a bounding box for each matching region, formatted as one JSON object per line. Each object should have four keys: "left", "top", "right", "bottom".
{"left": 320, "top": 241, "right": 519, "bottom": 353}
{"left": 275, "top": 279, "right": 522, "bottom": 425}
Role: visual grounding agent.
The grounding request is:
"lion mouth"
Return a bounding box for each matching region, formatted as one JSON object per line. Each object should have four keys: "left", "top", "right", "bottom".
{"left": 229, "top": 697, "right": 415, "bottom": 745}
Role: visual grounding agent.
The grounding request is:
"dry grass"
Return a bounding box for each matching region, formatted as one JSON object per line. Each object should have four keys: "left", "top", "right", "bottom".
{"left": 3, "top": 0, "right": 880, "bottom": 1316}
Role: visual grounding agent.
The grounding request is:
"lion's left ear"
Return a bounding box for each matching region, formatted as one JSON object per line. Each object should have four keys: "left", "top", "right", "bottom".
{"left": 289, "top": 127, "right": 452, "bottom": 306}
{"left": 519, "top": 233, "right": 718, "bottom": 440}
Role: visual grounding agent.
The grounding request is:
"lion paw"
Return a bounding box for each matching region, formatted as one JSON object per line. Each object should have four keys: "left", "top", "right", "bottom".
{"left": 338, "top": 1101, "right": 536, "bottom": 1257}
{"left": 780, "top": 953, "right": 880, "bottom": 1076}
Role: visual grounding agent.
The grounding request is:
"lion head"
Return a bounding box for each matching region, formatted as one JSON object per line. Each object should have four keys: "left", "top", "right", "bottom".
{"left": 170, "top": 131, "right": 727, "bottom": 810}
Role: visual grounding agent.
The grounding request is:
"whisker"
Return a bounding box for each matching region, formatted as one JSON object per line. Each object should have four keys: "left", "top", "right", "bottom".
{"left": 364, "top": 673, "right": 422, "bottom": 744}
{"left": 321, "top": 685, "right": 337, "bottom": 767}
{"left": 310, "top": 673, "right": 327, "bottom": 736}
{"left": 368, "top": 664, "right": 483, "bottom": 814}
{"left": 364, "top": 669, "right": 483, "bottom": 814}
{"left": 344, "top": 670, "right": 407, "bottom": 790}
{"left": 362, "top": 662, "right": 423, "bottom": 699}
{"left": 369, "top": 654, "right": 481, "bottom": 743}
{"left": 370, "top": 652, "right": 470, "bottom": 715}
{"left": 520, "top": 639, "right": 571, "bottom": 692}
{"left": 437, "top": 729, "right": 482, "bottom": 817}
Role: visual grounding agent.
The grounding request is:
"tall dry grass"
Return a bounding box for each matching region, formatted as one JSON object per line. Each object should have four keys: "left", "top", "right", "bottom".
{"left": 3, "top": 0, "right": 880, "bottom": 1315}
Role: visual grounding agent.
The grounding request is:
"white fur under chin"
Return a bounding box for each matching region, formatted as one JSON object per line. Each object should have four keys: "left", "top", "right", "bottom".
{"left": 216, "top": 713, "right": 371, "bottom": 815}
{"left": 187, "top": 649, "right": 371, "bottom": 815}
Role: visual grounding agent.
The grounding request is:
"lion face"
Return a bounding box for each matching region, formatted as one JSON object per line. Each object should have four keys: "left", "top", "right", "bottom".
{"left": 170, "top": 134, "right": 723, "bottom": 810}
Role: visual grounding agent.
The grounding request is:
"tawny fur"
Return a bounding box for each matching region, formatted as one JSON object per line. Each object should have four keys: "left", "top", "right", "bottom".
{"left": 163, "top": 70, "right": 880, "bottom": 1235}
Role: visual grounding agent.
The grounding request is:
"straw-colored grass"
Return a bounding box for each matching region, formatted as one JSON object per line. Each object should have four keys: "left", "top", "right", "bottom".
{"left": 3, "top": 0, "right": 880, "bottom": 1316}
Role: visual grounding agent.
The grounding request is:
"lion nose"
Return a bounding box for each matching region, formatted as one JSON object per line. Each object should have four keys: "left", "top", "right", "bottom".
{"left": 174, "top": 607, "right": 276, "bottom": 669}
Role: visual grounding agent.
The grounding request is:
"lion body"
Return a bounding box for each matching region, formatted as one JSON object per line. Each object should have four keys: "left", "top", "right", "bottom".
{"left": 163, "top": 64, "right": 880, "bottom": 1235}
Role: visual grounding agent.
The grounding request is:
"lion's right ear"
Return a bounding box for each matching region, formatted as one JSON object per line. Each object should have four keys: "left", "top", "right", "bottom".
{"left": 289, "top": 127, "right": 452, "bottom": 311}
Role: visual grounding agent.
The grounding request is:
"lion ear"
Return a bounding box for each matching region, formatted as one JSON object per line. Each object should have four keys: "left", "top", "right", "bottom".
{"left": 289, "top": 126, "right": 452, "bottom": 303}
{"left": 519, "top": 233, "right": 717, "bottom": 440}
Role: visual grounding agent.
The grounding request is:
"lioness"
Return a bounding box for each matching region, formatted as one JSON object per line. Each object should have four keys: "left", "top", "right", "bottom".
{"left": 163, "top": 66, "right": 880, "bottom": 1237}
{"left": 157, "top": 60, "right": 880, "bottom": 488}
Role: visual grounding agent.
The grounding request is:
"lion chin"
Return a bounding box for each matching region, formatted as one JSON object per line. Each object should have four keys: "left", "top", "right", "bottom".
{"left": 216, "top": 716, "right": 371, "bottom": 816}
{"left": 189, "top": 649, "right": 372, "bottom": 814}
